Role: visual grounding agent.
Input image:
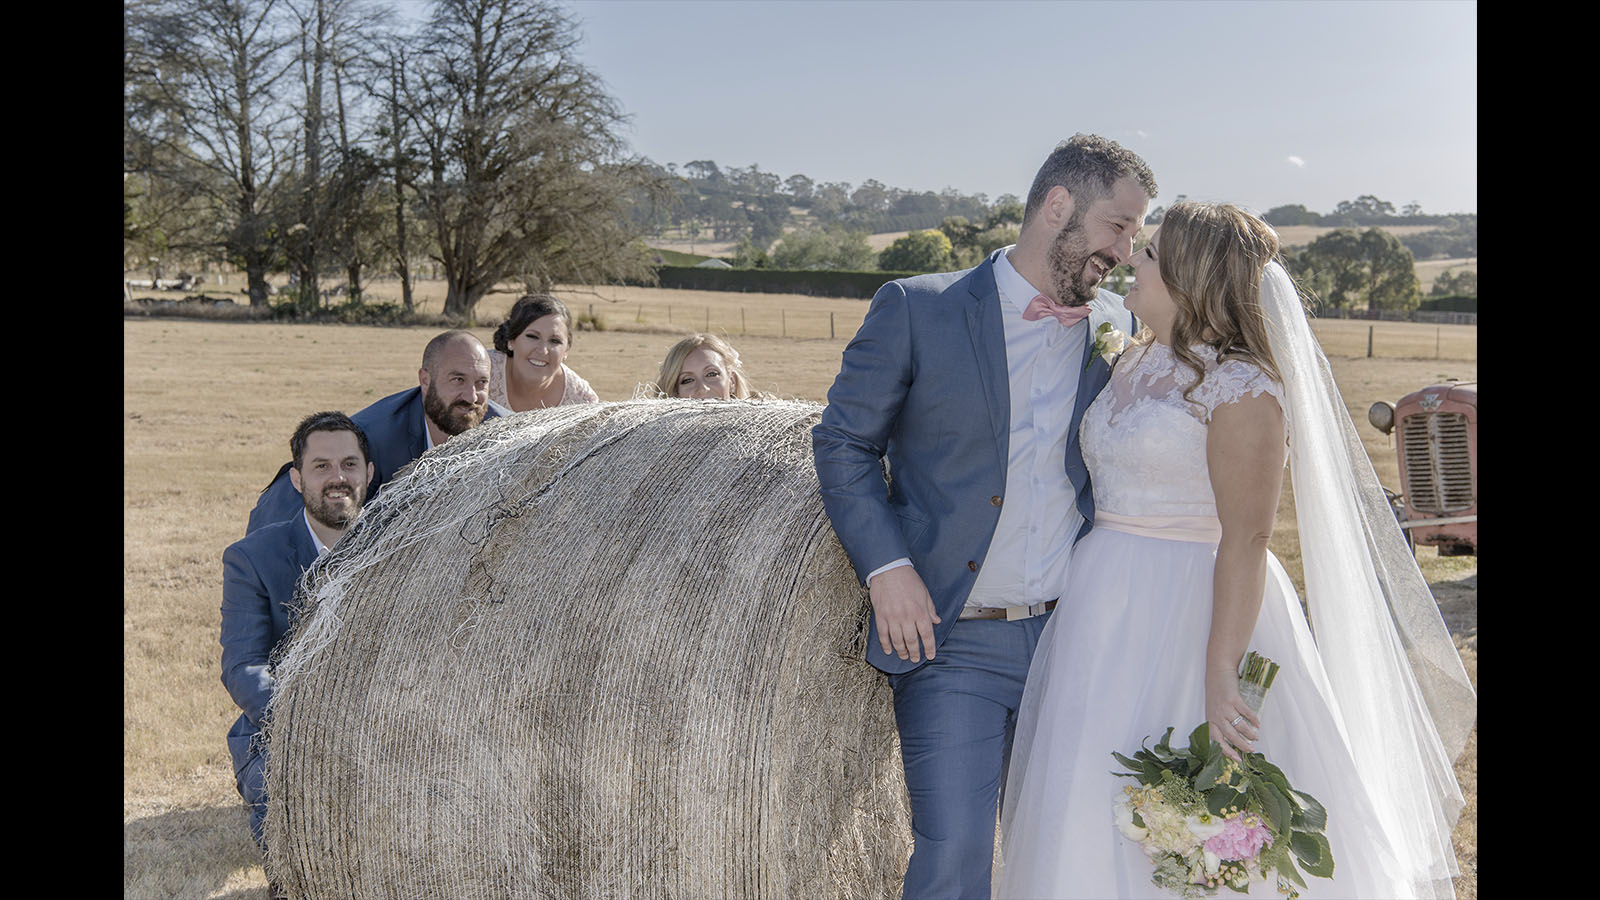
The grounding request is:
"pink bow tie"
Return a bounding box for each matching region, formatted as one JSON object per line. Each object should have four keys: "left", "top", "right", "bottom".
{"left": 1020, "top": 294, "right": 1091, "bottom": 327}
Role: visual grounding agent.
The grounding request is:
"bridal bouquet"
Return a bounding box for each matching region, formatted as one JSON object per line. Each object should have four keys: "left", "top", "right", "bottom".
{"left": 1110, "top": 652, "right": 1333, "bottom": 899}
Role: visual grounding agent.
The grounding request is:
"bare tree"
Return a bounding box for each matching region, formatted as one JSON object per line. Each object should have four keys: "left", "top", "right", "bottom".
{"left": 284, "top": 0, "right": 392, "bottom": 307}
{"left": 126, "top": 0, "right": 300, "bottom": 307}
{"left": 372, "top": 41, "right": 425, "bottom": 311}
{"left": 410, "top": 0, "right": 670, "bottom": 322}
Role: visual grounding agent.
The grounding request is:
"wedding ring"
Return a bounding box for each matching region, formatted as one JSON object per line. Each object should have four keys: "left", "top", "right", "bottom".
{"left": 1230, "top": 715, "right": 1245, "bottom": 727}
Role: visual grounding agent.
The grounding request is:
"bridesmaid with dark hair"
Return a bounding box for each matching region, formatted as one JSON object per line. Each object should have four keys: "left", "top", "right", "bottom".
{"left": 489, "top": 294, "right": 600, "bottom": 410}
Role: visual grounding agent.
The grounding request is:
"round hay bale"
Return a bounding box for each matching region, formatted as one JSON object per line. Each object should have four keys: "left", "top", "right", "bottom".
{"left": 263, "top": 400, "right": 911, "bottom": 898}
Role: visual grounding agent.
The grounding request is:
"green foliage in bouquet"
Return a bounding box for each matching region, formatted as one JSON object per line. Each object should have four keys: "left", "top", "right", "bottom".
{"left": 1109, "top": 652, "right": 1334, "bottom": 898}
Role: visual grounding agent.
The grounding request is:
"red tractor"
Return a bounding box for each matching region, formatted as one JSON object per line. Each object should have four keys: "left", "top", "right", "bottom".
{"left": 1367, "top": 381, "right": 1477, "bottom": 555}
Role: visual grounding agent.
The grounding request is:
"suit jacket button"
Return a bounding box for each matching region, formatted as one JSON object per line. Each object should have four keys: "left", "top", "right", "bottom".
{"left": 990, "top": 495, "right": 1003, "bottom": 507}
{"left": 968, "top": 560, "right": 978, "bottom": 572}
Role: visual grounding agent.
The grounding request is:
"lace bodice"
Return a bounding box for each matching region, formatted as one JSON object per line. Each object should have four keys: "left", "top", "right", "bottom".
{"left": 1081, "top": 341, "right": 1283, "bottom": 518}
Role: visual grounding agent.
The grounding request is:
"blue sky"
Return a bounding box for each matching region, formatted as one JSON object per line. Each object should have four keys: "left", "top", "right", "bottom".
{"left": 404, "top": 0, "right": 1477, "bottom": 216}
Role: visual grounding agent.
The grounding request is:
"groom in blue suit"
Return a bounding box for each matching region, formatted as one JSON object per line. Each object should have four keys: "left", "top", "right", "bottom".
{"left": 222, "top": 411, "right": 373, "bottom": 854}
{"left": 813, "top": 135, "right": 1157, "bottom": 899}
{"left": 246, "top": 330, "right": 509, "bottom": 534}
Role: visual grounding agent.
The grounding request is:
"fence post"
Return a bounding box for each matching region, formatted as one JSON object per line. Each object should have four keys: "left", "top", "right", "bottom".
{"left": 1436, "top": 326, "right": 1440, "bottom": 359}
{"left": 741, "top": 308, "right": 746, "bottom": 335}
{"left": 830, "top": 311, "right": 835, "bottom": 339}
{"left": 706, "top": 306, "right": 710, "bottom": 331}
{"left": 637, "top": 304, "right": 642, "bottom": 323}
{"left": 668, "top": 305, "right": 672, "bottom": 324}
{"left": 1367, "top": 325, "right": 1373, "bottom": 358}
{"left": 782, "top": 308, "right": 787, "bottom": 337}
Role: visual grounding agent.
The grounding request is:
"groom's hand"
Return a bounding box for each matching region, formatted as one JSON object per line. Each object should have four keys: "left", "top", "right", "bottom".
{"left": 868, "top": 566, "right": 942, "bottom": 663}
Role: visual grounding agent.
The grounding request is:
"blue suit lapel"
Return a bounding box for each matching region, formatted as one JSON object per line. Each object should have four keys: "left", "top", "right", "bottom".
{"left": 964, "top": 258, "right": 1009, "bottom": 460}
{"left": 399, "top": 388, "right": 428, "bottom": 461}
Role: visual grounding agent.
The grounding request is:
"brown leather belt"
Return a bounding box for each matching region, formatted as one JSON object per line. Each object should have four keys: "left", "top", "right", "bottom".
{"left": 958, "top": 600, "right": 1057, "bottom": 621}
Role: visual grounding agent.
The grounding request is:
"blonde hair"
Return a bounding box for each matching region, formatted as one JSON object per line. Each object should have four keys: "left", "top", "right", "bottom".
{"left": 1149, "top": 202, "right": 1291, "bottom": 405}
{"left": 651, "top": 333, "right": 750, "bottom": 399}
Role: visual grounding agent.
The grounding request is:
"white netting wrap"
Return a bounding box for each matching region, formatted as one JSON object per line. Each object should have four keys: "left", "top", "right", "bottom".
{"left": 262, "top": 399, "right": 911, "bottom": 899}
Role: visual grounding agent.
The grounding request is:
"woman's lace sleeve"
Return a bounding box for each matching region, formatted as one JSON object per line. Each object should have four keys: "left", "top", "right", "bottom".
{"left": 1196, "top": 358, "right": 1283, "bottom": 424}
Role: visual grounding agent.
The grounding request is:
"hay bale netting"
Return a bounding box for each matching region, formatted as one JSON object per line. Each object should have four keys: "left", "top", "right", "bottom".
{"left": 262, "top": 399, "right": 912, "bottom": 899}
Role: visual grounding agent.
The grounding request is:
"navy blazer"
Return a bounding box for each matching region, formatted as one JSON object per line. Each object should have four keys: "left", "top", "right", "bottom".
{"left": 220, "top": 515, "right": 320, "bottom": 776}
{"left": 812, "top": 250, "right": 1134, "bottom": 674}
{"left": 245, "top": 387, "right": 509, "bottom": 534}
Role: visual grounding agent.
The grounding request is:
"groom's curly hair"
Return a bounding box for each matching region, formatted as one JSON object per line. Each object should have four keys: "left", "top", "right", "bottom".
{"left": 1022, "top": 134, "right": 1158, "bottom": 227}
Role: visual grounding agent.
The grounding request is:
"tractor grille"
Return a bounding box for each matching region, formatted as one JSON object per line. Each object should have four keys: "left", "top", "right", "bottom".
{"left": 1400, "top": 412, "right": 1474, "bottom": 514}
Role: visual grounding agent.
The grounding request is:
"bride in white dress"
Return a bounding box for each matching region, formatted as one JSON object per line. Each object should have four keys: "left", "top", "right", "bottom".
{"left": 998, "top": 203, "right": 1473, "bottom": 899}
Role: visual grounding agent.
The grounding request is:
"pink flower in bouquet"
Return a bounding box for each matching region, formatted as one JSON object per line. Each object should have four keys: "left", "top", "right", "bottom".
{"left": 1202, "top": 814, "right": 1273, "bottom": 862}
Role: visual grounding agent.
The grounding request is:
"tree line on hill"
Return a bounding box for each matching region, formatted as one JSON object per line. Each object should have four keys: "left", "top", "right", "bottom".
{"left": 628, "top": 157, "right": 1027, "bottom": 251}
{"left": 123, "top": 0, "right": 1472, "bottom": 321}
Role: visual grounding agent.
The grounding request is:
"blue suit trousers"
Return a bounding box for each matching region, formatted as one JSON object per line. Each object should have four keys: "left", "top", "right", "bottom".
{"left": 887, "top": 614, "right": 1051, "bottom": 900}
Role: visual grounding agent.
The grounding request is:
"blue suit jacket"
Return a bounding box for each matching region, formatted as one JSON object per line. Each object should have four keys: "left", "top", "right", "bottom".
{"left": 245, "top": 387, "right": 509, "bottom": 534}
{"left": 220, "top": 515, "right": 320, "bottom": 777}
{"left": 812, "top": 250, "right": 1134, "bottom": 674}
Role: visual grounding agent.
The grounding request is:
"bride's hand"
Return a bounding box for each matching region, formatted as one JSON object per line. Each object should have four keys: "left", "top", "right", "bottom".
{"left": 1205, "top": 667, "right": 1261, "bottom": 761}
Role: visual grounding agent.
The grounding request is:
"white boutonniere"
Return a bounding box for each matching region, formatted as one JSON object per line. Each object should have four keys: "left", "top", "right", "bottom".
{"left": 1087, "top": 321, "right": 1129, "bottom": 370}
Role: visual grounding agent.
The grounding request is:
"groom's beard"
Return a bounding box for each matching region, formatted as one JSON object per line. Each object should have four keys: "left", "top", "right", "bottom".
{"left": 1048, "top": 208, "right": 1118, "bottom": 306}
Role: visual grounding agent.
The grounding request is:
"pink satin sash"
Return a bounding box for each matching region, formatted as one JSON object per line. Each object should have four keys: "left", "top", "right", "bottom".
{"left": 1093, "top": 511, "right": 1222, "bottom": 544}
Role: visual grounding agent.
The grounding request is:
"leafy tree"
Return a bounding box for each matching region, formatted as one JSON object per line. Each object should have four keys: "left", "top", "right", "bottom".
{"left": 940, "top": 214, "right": 1017, "bottom": 268}
{"left": 878, "top": 230, "right": 953, "bottom": 272}
{"left": 770, "top": 226, "right": 875, "bottom": 271}
{"left": 783, "top": 174, "right": 814, "bottom": 203}
{"left": 1429, "top": 269, "right": 1476, "bottom": 297}
{"left": 810, "top": 181, "right": 852, "bottom": 222}
{"left": 988, "top": 196, "right": 1024, "bottom": 228}
{"left": 1292, "top": 227, "right": 1419, "bottom": 312}
{"left": 1265, "top": 204, "right": 1319, "bottom": 226}
{"left": 1357, "top": 228, "right": 1420, "bottom": 312}
{"left": 683, "top": 159, "right": 722, "bottom": 184}
{"left": 729, "top": 236, "right": 769, "bottom": 269}
{"left": 1328, "top": 194, "right": 1396, "bottom": 225}
{"left": 850, "top": 179, "right": 889, "bottom": 217}
{"left": 409, "top": 0, "right": 671, "bottom": 321}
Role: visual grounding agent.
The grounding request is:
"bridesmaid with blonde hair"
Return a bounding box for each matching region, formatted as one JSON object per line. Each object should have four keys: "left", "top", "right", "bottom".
{"left": 651, "top": 333, "right": 751, "bottom": 400}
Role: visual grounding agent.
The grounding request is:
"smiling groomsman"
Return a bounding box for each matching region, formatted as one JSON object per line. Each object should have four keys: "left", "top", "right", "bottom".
{"left": 220, "top": 411, "right": 372, "bottom": 869}
{"left": 244, "top": 330, "right": 509, "bottom": 534}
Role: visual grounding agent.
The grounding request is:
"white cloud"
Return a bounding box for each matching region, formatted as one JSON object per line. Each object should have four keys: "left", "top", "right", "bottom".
{"left": 1286, "top": 156, "right": 1306, "bottom": 168}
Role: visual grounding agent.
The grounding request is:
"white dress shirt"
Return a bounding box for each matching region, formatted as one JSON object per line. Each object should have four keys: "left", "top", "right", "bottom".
{"left": 302, "top": 508, "right": 333, "bottom": 557}
{"left": 965, "top": 249, "right": 1086, "bottom": 608}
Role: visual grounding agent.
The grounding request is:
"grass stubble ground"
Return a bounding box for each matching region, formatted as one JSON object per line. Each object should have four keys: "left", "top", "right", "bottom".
{"left": 124, "top": 285, "right": 1477, "bottom": 899}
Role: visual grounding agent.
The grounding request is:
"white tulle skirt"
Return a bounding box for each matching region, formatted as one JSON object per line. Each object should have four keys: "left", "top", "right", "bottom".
{"left": 998, "top": 524, "right": 1415, "bottom": 899}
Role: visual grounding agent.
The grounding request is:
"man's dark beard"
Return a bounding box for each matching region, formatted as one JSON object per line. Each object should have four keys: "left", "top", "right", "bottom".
{"left": 423, "top": 381, "right": 487, "bottom": 436}
{"left": 305, "top": 483, "right": 365, "bottom": 530}
{"left": 1046, "top": 206, "right": 1117, "bottom": 307}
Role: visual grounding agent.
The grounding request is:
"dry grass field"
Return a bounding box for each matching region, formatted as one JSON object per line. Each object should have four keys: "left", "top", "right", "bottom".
{"left": 124, "top": 288, "right": 1476, "bottom": 899}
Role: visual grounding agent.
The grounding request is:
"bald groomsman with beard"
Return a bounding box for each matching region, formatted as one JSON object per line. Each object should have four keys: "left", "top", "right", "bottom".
{"left": 221, "top": 411, "right": 373, "bottom": 865}
{"left": 245, "top": 330, "right": 509, "bottom": 534}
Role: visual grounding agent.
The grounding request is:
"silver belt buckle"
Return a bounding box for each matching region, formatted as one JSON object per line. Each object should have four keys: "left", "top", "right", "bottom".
{"left": 1006, "top": 604, "right": 1034, "bottom": 622}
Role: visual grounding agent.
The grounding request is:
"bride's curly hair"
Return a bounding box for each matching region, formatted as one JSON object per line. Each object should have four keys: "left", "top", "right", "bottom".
{"left": 1151, "top": 202, "right": 1289, "bottom": 405}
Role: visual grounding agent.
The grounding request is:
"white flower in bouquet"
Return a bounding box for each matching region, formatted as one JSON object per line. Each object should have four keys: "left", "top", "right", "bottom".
{"left": 1114, "top": 795, "right": 1148, "bottom": 842}
{"left": 1185, "top": 814, "right": 1226, "bottom": 842}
